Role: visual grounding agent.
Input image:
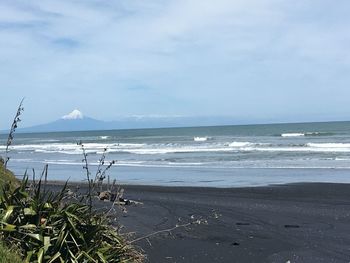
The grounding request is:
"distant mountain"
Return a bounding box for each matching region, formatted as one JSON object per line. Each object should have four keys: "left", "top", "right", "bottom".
{"left": 2, "top": 110, "right": 348, "bottom": 134}
{"left": 12, "top": 110, "right": 241, "bottom": 133}
{"left": 17, "top": 110, "right": 109, "bottom": 133}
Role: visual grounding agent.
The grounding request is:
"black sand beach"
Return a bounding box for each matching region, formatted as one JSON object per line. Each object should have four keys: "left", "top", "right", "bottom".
{"left": 118, "top": 183, "right": 350, "bottom": 263}
{"left": 47, "top": 182, "right": 350, "bottom": 262}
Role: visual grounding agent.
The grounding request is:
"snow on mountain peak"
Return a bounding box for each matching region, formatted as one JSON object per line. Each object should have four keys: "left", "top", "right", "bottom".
{"left": 62, "top": 109, "right": 84, "bottom": 120}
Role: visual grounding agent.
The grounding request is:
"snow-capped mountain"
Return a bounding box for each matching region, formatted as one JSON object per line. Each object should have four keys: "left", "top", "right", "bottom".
{"left": 61, "top": 109, "right": 84, "bottom": 120}
{"left": 17, "top": 110, "right": 108, "bottom": 133}
{"left": 12, "top": 110, "right": 239, "bottom": 133}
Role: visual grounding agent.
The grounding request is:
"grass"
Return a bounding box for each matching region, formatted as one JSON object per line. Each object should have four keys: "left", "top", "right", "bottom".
{"left": 0, "top": 242, "right": 22, "bottom": 263}
{"left": 0, "top": 162, "right": 19, "bottom": 192}
{"left": 0, "top": 164, "right": 22, "bottom": 263}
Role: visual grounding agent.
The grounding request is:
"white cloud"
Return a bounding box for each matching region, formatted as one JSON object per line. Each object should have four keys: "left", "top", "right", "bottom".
{"left": 0, "top": 0, "right": 350, "bottom": 124}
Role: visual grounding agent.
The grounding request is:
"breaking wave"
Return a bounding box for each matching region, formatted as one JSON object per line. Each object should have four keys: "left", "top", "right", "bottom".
{"left": 280, "top": 132, "right": 333, "bottom": 137}
{"left": 227, "top": 142, "right": 254, "bottom": 147}
{"left": 281, "top": 133, "right": 305, "bottom": 137}
{"left": 2, "top": 140, "right": 350, "bottom": 155}
{"left": 194, "top": 136, "right": 211, "bottom": 142}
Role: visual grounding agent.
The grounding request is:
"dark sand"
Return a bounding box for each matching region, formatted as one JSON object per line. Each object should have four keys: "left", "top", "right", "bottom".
{"left": 118, "top": 183, "right": 350, "bottom": 263}
{"left": 48, "top": 182, "right": 350, "bottom": 262}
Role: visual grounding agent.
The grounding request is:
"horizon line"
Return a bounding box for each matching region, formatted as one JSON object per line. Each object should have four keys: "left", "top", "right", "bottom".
{"left": 1, "top": 118, "right": 349, "bottom": 135}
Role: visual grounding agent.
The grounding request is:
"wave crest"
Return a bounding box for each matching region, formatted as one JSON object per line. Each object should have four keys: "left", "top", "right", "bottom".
{"left": 194, "top": 137, "right": 211, "bottom": 142}
{"left": 280, "top": 132, "right": 332, "bottom": 137}
{"left": 281, "top": 133, "right": 305, "bottom": 137}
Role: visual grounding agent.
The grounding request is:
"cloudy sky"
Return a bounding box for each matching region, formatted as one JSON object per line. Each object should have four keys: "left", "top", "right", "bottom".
{"left": 0, "top": 0, "right": 350, "bottom": 127}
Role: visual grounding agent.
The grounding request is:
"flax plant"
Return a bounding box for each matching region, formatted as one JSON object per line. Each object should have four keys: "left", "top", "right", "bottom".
{"left": 0, "top": 174, "right": 143, "bottom": 262}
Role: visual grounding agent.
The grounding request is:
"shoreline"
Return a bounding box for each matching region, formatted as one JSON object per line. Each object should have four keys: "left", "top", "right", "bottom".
{"left": 42, "top": 179, "right": 350, "bottom": 191}
{"left": 46, "top": 181, "right": 350, "bottom": 262}
{"left": 12, "top": 165, "right": 350, "bottom": 188}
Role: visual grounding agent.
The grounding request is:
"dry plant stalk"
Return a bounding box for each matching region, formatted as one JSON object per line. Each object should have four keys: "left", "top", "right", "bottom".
{"left": 130, "top": 217, "right": 208, "bottom": 244}
{"left": 77, "top": 141, "right": 93, "bottom": 211}
{"left": 4, "top": 98, "right": 24, "bottom": 168}
{"left": 77, "top": 141, "right": 117, "bottom": 207}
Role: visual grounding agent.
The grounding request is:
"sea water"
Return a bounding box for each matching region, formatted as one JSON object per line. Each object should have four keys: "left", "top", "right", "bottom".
{"left": 1, "top": 121, "right": 350, "bottom": 187}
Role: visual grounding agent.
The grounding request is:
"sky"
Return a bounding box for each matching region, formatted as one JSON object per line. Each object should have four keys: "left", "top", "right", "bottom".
{"left": 0, "top": 0, "right": 350, "bottom": 127}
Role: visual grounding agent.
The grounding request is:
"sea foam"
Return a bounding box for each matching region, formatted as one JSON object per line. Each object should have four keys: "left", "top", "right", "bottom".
{"left": 281, "top": 133, "right": 305, "bottom": 137}
{"left": 194, "top": 137, "right": 211, "bottom": 142}
{"left": 281, "top": 132, "right": 327, "bottom": 137}
{"left": 3, "top": 140, "right": 350, "bottom": 156}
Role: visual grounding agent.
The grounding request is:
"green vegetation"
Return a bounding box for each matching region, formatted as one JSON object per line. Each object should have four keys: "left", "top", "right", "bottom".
{"left": 0, "top": 99, "right": 24, "bottom": 262}
{"left": 0, "top": 163, "right": 22, "bottom": 262}
{"left": 0, "top": 101, "right": 143, "bottom": 262}
{"left": 0, "top": 173, "right": 142, "bottom": 262}
{"left": 0, "top": 161, "right": 19, "bottom": 192}
{"left": 0, "top": 241, "right": 22, "bottom": 263}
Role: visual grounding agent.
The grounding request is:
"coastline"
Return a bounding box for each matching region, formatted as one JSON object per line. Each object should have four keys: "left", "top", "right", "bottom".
{"left": 47, "top": 181, "right": 350, "bottom": 262}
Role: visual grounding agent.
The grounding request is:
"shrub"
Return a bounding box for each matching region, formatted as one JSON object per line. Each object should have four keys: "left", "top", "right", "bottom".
{"left": 0, "top": 176, "right": 143, "bottom": 262}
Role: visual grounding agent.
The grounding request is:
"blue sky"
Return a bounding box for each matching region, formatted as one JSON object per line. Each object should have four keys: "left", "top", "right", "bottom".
{"left": 0, "top": 0, "right": 350, "bottom": 127}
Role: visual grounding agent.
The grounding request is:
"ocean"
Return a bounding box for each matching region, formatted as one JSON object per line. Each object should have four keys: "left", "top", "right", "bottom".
{"left": 1, "top": 121, "right": 350, "bottom": 187}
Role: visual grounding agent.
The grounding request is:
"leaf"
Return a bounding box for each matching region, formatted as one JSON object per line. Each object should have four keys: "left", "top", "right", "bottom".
{"left": 25, "top": 251, "right": 33, "bottom": 263}
{"left": 43, "top": 236, "right": 51, "bottom": 252}
{"left": 37, "top": 248, "right": 44, "bottom": 263}
{"left": 67, "top": 247, "right": 78, "bottom": 261}
{"left": 48, "top": 252, "right": 61, "bottom": 263}
{"left": 3, "top": 205, "right": 14, "bottom": 222}
{"left": 44, "top": 202, "right": 53, "bottom": 209}
{"left": 1, "top": 223, "right": 16, "bottom": 232}
{"left": 97, "top": 251, "right": 107, "bottom": 263}
{"left": 78, "top": 251, "right": 98, "bottom": 263}
{"left": 28, "top": 233, "right": 43, "bottom": 242}
{"left": 19, "top": 189, "right": 29, "bottom": 197}
{"left": 19, "top": 224, "right": 37, "bottom": 230}
{"left": 66, "top": 214, "right": 85, "bottom": 243}
{"left": 69, "top": 232, "right": 80, "bottom": 250}
{"left": 24, "top": 207, "right": 37, "bottom": 216}
{"left": 54, "top": 224, "right": 68, "bottom": 250}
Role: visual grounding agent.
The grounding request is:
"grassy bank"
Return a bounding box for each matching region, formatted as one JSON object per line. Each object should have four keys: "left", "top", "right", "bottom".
{"left": 0, "top": 163, "right": 19, "bottom": 191}
{"left": 0, "top": 163, "right": 142, "bottom": 262}
{"left": 0, "top": 242, "right": 22, "bottom": 263}
{"left": 0, "top": 164, "right": 22, "bottom": 262}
